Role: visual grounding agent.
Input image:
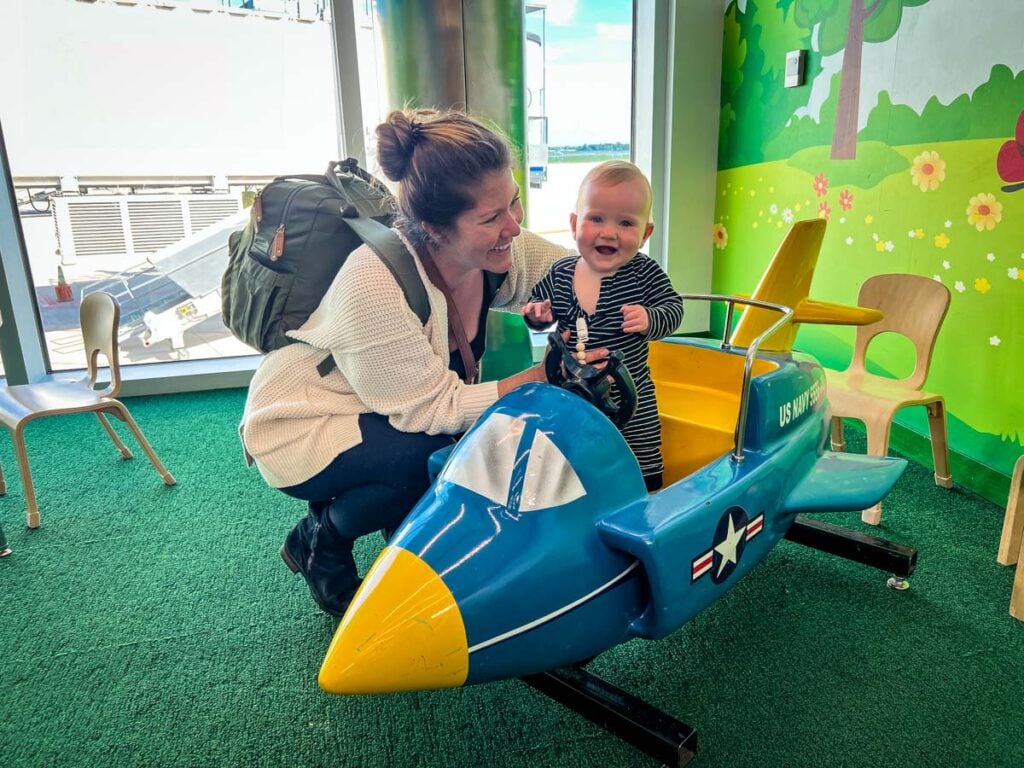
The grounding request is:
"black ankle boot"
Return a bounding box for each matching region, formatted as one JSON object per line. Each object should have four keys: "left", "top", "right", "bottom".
{"left": 280, "top": 502, "right": 361, "bottom": 618}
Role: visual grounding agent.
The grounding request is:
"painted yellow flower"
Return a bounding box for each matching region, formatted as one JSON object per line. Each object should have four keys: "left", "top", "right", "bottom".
{"left": 915, "top": 228, "right": 925, "bottom": 239}
{"left": 910, "top": 150, "right": 946, "bottom": 191}
{"left": 934, "top": 233, "right": 951, "bottom": 249}
{"left": 875, "top": 240, "right": 887, "bottom": 253}
{"left": 974, "top": 277, "right": 991, "bottom": 293}
{"left": 864, "top": 214, "right": 874, "bottom": 224}
{"left": 966, "top": 193, "right": 1003, "bottom": 231}
{"left": 712, "top": 223, "right": 728, "bottom": 250}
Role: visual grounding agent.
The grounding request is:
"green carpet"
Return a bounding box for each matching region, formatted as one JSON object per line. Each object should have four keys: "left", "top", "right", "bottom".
{"left": 1, "top": 389, "right": 1022, "bottom": 767}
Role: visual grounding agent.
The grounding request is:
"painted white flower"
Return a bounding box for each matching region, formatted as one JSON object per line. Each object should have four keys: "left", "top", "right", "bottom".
{"left": 908, "top": 229, "right": 917, "bottom": 238}
{"left": 989, "top": 336, "right": 1001, "bottom": 346}
{"left": 782, "top": 208, "right": 794, "bottom": 223}
{"left": 942, "top": 260, "right": 951, "bottom": 270}
{"left": 987, "top": 253, "right": 996, "bottom": 262}
{"left": 839, "top": 216, "right": 846, "bottom": 224}
{"left": 1009, "top": 267, "right": 1020, "bottom": 280}
{"left": 845, "top": 236, "right": 854, "bottom": 246}
{"left": 954, "top": 281, "right": 966, "bottom": 293}
{"left": 945, "top": 220, "right": 953, "bottom": 228}
{"left": 933, "top": 275, "right": 942, "bottom": 282}
{"left": 872, "top": 233, "right": 879, "bottom": 241}
{"left": 885, "top": 241, "right": 895, "bottom": 252}
{"left": 769, "top": 203, "right": 778, "bottom": 215}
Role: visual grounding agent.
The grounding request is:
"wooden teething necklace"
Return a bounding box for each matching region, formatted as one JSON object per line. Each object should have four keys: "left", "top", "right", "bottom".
{"left": 575, "top": 316, "right": 589, "bottom": 364}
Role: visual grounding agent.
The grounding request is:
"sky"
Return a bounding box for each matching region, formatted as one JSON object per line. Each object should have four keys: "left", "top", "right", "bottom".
{"left": 532, "top": 0, "right": 633, "bottom": 147}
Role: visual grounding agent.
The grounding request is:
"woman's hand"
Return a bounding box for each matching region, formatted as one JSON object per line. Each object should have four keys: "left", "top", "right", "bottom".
{"left": 559, "top": 328, "right": 609, "bottom": 369}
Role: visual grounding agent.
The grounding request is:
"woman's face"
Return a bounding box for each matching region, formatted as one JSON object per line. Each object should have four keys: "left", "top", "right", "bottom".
{"left": 438, "top": 168, "right": 523, "bottom": 273}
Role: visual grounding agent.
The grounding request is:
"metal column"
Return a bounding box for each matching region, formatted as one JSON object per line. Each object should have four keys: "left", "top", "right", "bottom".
{"left": 371, "top": 1, "right": 528, "bottom": 195}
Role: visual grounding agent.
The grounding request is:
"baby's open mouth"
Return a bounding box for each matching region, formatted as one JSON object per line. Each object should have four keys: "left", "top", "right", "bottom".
{"left": 596, "top": 245, "right": 618, "bottom": 256}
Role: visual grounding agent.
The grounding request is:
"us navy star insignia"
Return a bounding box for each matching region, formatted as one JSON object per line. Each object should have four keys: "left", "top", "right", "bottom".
{"left": 691, "top": 507, "right": 761, "bottom": 584}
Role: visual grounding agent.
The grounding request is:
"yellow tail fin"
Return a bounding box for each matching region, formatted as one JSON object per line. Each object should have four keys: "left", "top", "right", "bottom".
{"left": 728, "top": 220, "right": 880, "bottom": 353}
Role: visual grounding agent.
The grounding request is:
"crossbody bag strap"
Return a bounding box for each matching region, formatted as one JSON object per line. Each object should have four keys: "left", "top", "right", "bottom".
{"left": 416, "top": 245, "right": 480, "bottom": 385}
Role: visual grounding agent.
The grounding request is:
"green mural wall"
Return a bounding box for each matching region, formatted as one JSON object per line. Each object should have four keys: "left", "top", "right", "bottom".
{"left": 712, "top": 0, "right": 1024, "bottom": 501}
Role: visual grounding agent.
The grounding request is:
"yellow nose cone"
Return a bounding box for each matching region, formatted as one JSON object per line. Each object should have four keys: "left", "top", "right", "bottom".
{"left": 318, "top": 546, "right": 469, "bottom": 694}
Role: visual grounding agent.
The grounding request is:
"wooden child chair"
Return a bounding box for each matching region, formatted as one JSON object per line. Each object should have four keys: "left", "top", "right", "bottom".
{"left": 826, "top": 273, "right": 952, "bottom": 525}
{"left": 0, "top": 292, "right": 175, "bottom": 528}
{"left": 996, "top": 455, "right": 1024, "bottom": 621}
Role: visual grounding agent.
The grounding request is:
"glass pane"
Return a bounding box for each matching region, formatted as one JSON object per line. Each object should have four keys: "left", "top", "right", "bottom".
{"left": 524, "top": 1, "right": 634, "bottom": 249}
{"left": 1, "top": 0, "right": 340, "bottom": 371}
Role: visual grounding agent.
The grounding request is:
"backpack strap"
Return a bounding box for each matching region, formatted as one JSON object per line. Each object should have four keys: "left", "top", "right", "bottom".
{"left": 315, "top": 214, "right": 430, "bottom": 377}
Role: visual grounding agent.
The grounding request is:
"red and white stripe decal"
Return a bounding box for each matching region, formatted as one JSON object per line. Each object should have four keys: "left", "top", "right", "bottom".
{"left": 746, "top": 514, "right": 764, "bottom": 539}
{"left": 691, "top": 550, "right": 713, "bottom": 581}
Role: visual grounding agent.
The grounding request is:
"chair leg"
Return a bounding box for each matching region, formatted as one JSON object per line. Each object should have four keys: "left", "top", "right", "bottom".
{"left": 997, "top": 455, "right": 1024, "bottom": 566}
{"left": 860, "top": 415, "right": 895, "bottom": 526}
{"left": 13, "top": 426, "right": 41, "bottom": 529}
{"left": 1012, "top": 534, "right": 1024, "bottom": 621}
{"left": 96, "top": 411, "right": 134, "bottom": 459}
{"left": 830, "top": 416, "right": 846, "bottom": 452}
{"left": 111, "top": 401, "right": 176, "bottom": 486}
{"left": 926, "top": 400, "right": 954, "bottom": 489}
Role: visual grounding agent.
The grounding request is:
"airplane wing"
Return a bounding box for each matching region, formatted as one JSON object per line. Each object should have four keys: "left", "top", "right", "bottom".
{"left": 782, "top": 452, "right": 907, "bottom": 513}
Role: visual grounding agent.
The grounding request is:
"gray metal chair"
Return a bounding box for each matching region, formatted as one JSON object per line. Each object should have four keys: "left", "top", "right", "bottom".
{"left": 0, "top": 292, "right": 175, "bottom": 528}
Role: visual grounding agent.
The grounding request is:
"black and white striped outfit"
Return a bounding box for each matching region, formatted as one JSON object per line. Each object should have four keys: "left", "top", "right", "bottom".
{"left": 528, "top": 254, "right": 683, "bottom": 488}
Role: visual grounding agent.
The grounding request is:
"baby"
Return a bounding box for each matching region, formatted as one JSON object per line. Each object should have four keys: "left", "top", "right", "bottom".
{"left": 523, "top": 160, "right": 683, "bottom": 491}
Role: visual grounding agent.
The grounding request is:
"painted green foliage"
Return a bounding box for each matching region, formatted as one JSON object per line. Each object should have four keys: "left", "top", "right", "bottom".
{"left": 860, "top": 66, "right": 1024, "bottom": 145}
{"left": 719, "top": 0, "right": 819, "bottom": 169}
{"left": 722, "top": 0, "right": 1021, "bottom": 169}
{"left": 793, "top": 0, "right": 930, "bottom": 158}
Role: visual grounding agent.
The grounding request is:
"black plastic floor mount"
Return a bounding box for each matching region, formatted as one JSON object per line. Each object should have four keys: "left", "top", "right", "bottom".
{"left": 521, "top": 665, "right": 697, "bottom": 768}
{"left": 784, "top": 514, "right": 918, "bottom": 577}
{"left": 520, "top": 516, "right": 916, "bottom": 765}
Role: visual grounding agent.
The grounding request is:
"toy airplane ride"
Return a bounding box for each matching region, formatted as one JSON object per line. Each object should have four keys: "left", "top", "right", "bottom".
{"left": 318, "top": 219, "right": 908, "bottom": 696}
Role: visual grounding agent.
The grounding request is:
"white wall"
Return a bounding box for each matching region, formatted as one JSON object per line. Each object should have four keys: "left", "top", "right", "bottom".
{"left": 0, "top": 0, "right": 342, "bottom": 178}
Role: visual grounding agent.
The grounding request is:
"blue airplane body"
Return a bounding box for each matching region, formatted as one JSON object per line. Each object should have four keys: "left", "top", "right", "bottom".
{"left": 316, "top": 220, "right": 909, "bottom": 695}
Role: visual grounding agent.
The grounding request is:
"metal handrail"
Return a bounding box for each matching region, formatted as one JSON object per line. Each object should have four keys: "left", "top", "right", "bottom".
{"left": 678, "top": 294, "right": 794, "bottom": 462}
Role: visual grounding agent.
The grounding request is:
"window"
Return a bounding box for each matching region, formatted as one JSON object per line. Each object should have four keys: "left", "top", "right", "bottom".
{"left": 523, "top": 0, "right": 634, "bottom": 249}
{"left": 0, "top": 0, "right": 341, "bottom": 374}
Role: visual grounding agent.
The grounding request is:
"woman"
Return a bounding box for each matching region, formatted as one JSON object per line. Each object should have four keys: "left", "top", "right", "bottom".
{"left": 241, "top": 109, "right": 596, "bottom": 617}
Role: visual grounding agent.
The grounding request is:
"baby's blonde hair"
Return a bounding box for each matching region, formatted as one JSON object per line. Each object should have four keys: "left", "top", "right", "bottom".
{"left": 575, "top": 160, "right": 653, "bottom": 219}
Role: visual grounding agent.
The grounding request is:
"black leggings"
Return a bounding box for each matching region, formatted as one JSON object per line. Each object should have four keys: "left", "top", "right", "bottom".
{"left": 280, "top": 413, "right": 458, "bottom": 540}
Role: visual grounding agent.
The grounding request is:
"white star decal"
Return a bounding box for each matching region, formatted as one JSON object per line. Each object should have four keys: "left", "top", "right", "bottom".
{"left": 714, "top": 513, "right": 747, "bottom": 577}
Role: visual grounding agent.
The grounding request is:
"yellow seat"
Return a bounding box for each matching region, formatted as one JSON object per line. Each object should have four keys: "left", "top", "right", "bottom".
{"left": 0, "top": 292, "right": 175, "bottom": 528}
{"left": 826, "top": 273, "right": 952, "bottom": 525}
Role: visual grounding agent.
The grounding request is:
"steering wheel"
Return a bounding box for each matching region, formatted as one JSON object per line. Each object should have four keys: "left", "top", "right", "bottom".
{"left": 543, "top": 331, "right": 638, "bottom": 428}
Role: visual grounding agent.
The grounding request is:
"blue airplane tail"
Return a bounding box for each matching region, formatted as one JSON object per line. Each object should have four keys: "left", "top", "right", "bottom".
{"left": 782, "top": 452, "right": 907, "bottom": 513}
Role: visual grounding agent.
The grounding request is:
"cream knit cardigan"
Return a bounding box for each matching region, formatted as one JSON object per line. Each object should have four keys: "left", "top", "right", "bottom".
{"left": 240, "top": 228, "right": 568, "bottom": 488}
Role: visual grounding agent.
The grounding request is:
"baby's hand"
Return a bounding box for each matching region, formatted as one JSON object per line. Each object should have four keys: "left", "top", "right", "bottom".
{"left": 621, "top": 304, "right": 650, "bottom": 334}
{"left": 523, "top": 299, "right": 554, "bottom": 327}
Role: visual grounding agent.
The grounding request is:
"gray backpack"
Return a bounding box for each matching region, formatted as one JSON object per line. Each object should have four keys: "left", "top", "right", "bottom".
{"left": 221, "top": 159, "right": 428, "bottom": 374}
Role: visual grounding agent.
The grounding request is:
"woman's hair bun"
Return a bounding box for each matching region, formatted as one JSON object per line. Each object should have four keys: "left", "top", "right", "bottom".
{"left": 376, "top": 110, "right": 428, "bottom": 182}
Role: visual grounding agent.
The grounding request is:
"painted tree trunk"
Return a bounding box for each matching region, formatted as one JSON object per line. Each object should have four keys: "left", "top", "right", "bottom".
{"left": 830, "top": 2, "right": 871, "bottom": 160}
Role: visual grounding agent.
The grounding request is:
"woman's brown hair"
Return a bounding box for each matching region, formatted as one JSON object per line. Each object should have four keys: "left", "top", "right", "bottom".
{"left": 376, "top": 109, "right": 514, "bottom": 246}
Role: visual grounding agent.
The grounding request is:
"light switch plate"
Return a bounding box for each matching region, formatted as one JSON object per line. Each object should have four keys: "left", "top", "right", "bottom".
{"left": 785, "top": 49, "right": 806, "bottom": 88}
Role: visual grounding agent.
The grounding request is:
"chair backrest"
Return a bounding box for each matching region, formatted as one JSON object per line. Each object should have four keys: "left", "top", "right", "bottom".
{"left": 847, "top": 273, "right": 950, "bottom": 390}
{"left": 80, "top": 292, "right": 122, "bottom": 397}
